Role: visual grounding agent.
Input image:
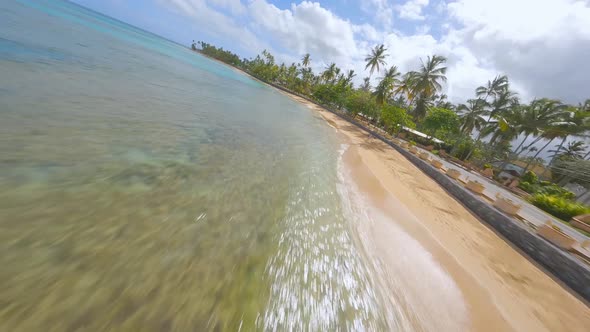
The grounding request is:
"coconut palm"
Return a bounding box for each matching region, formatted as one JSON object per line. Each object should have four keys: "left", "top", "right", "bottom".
{"left": 409, "top": 55, "right": 447, "bottom": 120}
{"left": 395, "top": 73, "right": 415, "bottom": 104}
{"left": 456, "top": 99, "right": 489, "bottom": 135}
{"left": 360, "top": 77, "right": 371, "bottom": 91}
{"left": 549, "top": 140, "right": 587, "bottom": 160}
{"left": 433, "top": 94, "right": 454, "bottom": 110}
{"left": 521, "top": 99, "right": 570, "bottom": 171}
{"left": 364, "top": 44, "right": 388, "bottom": 77}
{"left": 343, "top": 69, "right": 356, "bottom": 87}
{"left": 476, "top": 75, "right": 509, "bottom": 102}
{"left": 373, "top": 66, "right": 401, "bottom": 105}
{"left": 485, "top": 103, "right": 525, "bottom": 147}
{"left": 301, "top": 53, "right": 311, "bottom": 68}
{"left": 488, "top": 88, "right": 519, "bottom": 125}
{"left": 321, "top": 63, "right": 338, "bottom": 83}
{"left": 473, "top": 87, "right": 519, "bottom": 146}
{"left": 548, "top": 106, "right": 590, "bottom": 163}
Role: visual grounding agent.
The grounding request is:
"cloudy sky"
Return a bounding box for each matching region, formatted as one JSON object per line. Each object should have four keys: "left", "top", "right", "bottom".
{"left": 74, "top": 0, "right": 590, "bottom": 104}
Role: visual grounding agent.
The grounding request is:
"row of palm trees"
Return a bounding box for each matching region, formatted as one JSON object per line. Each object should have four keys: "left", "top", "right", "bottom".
{"left": 195, "top": 41, "right": 590, "bottom": 179}
{"left": 363, "top": 44, "right": 448, "bottom": 121}
{"left": 361, "top": 44, "right": 589, "bottom": 172}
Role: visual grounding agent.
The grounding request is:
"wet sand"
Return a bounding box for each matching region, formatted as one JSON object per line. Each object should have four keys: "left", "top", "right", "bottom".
{"left": 284, "top": 93, "right": 590, "bottom": 331}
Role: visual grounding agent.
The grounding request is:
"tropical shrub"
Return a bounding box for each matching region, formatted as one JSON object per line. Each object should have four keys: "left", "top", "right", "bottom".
{"left": 451, "top": 138, "right": 479, "bottom": 161}
{"left": 518, "top": 181, "right": 538, "bottom": 194}
{"left": 344, "top": 90, "right": 378, "bottom": 118}
{"left": 538, "top": 184, "right": 576, "bottom": 199}
{"left": 381, "top": 105, "right": 414, "bottom": 134}
{"left": 529, "top": 194, "right": 590, "bottom": 221}
{"left": 517, "top": 172, "right": 575, "bottom": 199}
{"left": 421, "top": 107, "right": 461, "bottom": 138}
{"left": 313, "top": 84, "right": 346, "bottom": 107}
{"left": 521, "top": 171, "right": 538, "bottom": 184}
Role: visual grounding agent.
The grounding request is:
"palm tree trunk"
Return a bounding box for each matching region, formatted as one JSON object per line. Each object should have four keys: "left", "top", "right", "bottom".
{"left": 498, "top": 133, "right": 530, "bottom": 172}
{"left": 523, "top": 138, "right": 554, "bottom": 173}
{"left": 550, "top": 137, "right": 567, "bottom": 163}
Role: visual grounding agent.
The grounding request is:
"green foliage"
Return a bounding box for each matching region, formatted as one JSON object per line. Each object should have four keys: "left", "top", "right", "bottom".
{"left": 344, "top": 90, "right": 378, "bottom": 118}
{"left": 198, "top": 42, "right": 242, "bottom": 66}
{"left": 539, "top": 185, "right": 576, "bottom": 199}
{"left": 521, "top": 171, "right": 538, "bottom": 184}
{"left": 421, "top": 107, "right": 460, "bottom": 139}
{"left": 450, "top": 137, "right": 479, "bottom": 161}
{"left": 313, "top": 84, "right": 349, "bottom": 108}
{"left": 518, "top": 181, "right": 538, "bottom": 194}
{"left": 518, "top": 171, "right": 575, "bottom": 200}
{"left": 529, "top": 194, "right": 590, "bottom": 221}
{"left": 380, "top": 105, "right": 414, "bottom": 134}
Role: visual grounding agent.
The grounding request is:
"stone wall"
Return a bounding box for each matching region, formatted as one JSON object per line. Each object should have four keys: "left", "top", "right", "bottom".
{"left": 334, "top": 112, "right": 590, "bottom": 302}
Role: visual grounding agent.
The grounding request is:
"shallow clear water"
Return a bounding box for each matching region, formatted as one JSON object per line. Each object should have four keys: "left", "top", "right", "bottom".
{"left": 0, "top": 1, "right": 393, "bottom": 330}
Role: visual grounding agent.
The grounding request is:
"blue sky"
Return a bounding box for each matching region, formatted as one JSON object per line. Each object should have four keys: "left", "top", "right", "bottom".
{"left": 71, "top": 0, "right": 590, "bottom": 104}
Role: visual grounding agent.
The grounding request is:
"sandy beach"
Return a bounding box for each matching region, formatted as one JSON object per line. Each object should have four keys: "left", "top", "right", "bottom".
{"left": 284, "top": 92, "right": 590, "bottom": 331}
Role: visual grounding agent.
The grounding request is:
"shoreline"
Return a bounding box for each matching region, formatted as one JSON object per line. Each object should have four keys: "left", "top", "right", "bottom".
{"left": 202, "top": 55, "right": 590, "bottom": 327}
{"left": 282, "top": 92, "right": 590, "bottom": 331}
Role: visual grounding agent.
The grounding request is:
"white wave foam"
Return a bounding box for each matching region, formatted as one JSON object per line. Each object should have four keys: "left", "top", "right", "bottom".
{"left": 335, "top": 143, "right": 469, "bottom": 332}
{"left": 262, "top": 143, "right": 392, "bottom": 331}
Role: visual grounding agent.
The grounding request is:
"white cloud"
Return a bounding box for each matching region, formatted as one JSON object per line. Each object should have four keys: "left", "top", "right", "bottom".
{"left": 447, "top": 0, "right": 590, "bottom": 102}
{"left": 397, "top": 0, "right": 430, "bottom": 21}
{"left": 157, "top": 0, "right": 590, "bottom": 103}
{"left": 247, "top": 1, "right": 361, "bottom": 62}
{"left": 361, "top": 0, "right": 395, "bottom": 27}
{"left": 207, "top": 0, "right": 246, "bottom": 15}
{"left": 158, "top": 0, "right": 267, "bottom": 54}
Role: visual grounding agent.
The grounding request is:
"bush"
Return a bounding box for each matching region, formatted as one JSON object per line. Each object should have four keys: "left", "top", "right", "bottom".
{"left": 529, "top": 194, "right": 590, "bottom": 221}
{"left": 344, "top": 90, "right": 378, "bottom": 118}
{"left": 538, "top": 184, "right": 576, "bottom": 200}
{"left": 451, "top": 138, "right": 479, "bottom": 161}
{"left": 521, "top": 171, "right": 538, "bottom": 184}
{"left": 421, "top": 107, "right": 460, "bottom": 137}
{"left": 517, "top": 178, "right": 576, "bottom": 199}
{"left": 518, "top": 181, "right": 539, "bottom": 194}
{"left": 380, "top": 104, "right": 414, "bottom": 134}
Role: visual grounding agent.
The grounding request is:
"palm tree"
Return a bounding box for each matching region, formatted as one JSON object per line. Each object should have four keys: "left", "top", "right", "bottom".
{"left": 469, "top": 75, "right": 514, "bottom": 153}
{"left": 476, "top": 75, "right": 509, "bottom": 102}
{"left": 343, "top": 69, "right": 356, "bottom": 87}
{"left": 364, "top": 44, "right": 388, "bottom": 77}
{"left": 373, "top": 65, "right": 401, "bottom": 105}
{"left": 409, "top": 55, "right": 447, "bottom": 120}
{"left": 547, "top": 106, "right": 590, "bottom": 164}
{"left": 473, "top": 87, "right": 519, "bottom": 146}
{"left": 456, "top": 99, "right": 489, "bottom": 135}
{"left": 322, "top": 63, "right": 337, "bottom": 83}
{"left": 549, "top": 140, "right": 587, "bottom": 160}
{"left": 395, "top": 73, "right": 415, "bottom": 104}
{"left": 360, "top": 77, "right": 371, "bottom": 91}
{"left": 521, "top": 99, "right": 570, "bottom": 172}
{"left": 488, "top": 105, "right": 526, "bottom": 147}
{"left": 433, "top": 94, "right": 454, "bottom": 110}
{"left": 301, "top": 53, "right": 311, "bottom": 68}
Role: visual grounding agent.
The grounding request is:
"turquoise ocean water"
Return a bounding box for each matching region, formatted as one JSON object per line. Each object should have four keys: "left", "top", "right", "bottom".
{"left": 0, "top": 0, "right": 397, "bottom": 330}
